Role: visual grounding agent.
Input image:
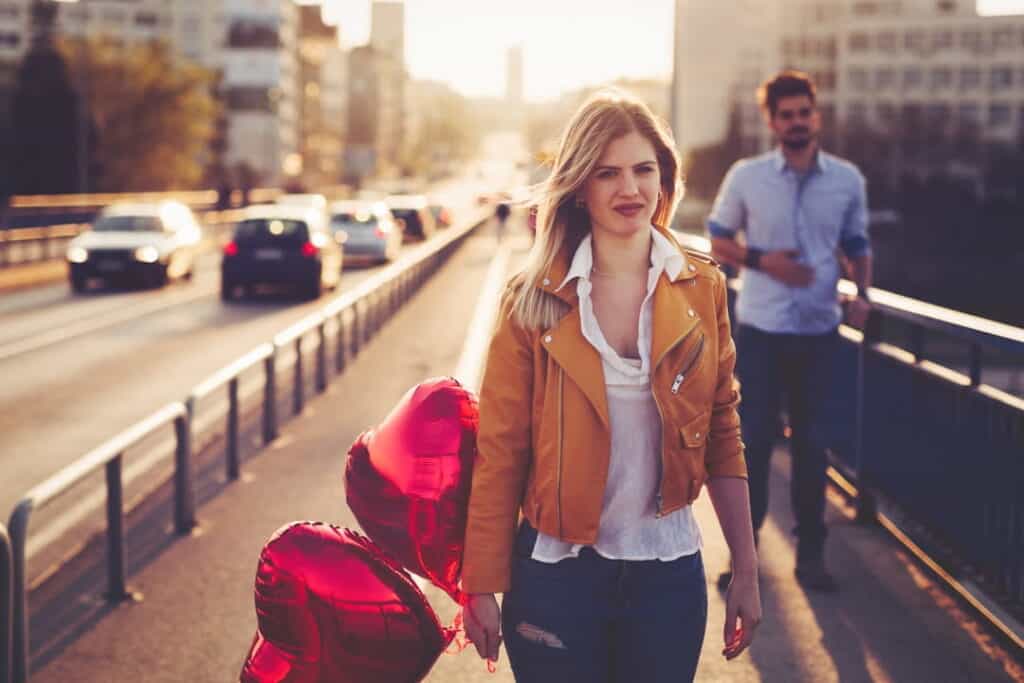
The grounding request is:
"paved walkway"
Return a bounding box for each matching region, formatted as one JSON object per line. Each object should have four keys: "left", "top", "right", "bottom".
{"left": 32, "top": 228, "right": 1023, "bottom": 682}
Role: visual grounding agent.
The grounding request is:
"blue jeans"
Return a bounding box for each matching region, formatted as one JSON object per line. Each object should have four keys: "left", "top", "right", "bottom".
{"left": 501, "top": 522, "right": 707, "bottom": 682}
{"left": 735, "top": 324, "right": 840, "bottom": 562}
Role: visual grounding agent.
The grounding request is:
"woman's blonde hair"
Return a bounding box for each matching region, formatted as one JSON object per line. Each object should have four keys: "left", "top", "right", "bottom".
{"left": 511, "top": 89, "right": 683, "bottom": 330}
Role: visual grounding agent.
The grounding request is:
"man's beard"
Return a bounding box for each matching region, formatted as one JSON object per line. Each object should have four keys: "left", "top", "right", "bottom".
{"left": 781, "top": 128, "right": 814, "bottom": 150}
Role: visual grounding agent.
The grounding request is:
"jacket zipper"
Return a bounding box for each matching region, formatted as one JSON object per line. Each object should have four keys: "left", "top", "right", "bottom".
{"left": 670, "top": 334, "right": 705, "bottom": 395}
{"left": 651, "top": 322, "right": 701, "bottom": 517}
{"left": 556, "top": 366, "right": 564, "bottom": 537}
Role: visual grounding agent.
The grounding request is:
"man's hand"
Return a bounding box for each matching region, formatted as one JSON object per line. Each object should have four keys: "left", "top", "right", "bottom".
{"left": 759, "top": 250, "right": 814, "bottom": 287}
{"left": 463, "top": 593, "right": 502, "bottom": 662}
{"left": 843, "top": 295, "right": 872, "bottom": 330}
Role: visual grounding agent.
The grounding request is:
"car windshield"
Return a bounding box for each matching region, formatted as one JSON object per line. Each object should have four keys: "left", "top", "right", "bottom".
{"left": 93, "top": 215, "right": 163, "bottom": 232}
{"left": 330, "top": 212, "right": 378, "bottom": 229}
{"left": 234, "top": 219, "right": 309, "bottom": 245}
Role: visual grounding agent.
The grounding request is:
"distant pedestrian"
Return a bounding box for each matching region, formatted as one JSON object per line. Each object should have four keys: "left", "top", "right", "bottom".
{"left": 462, "top": 89, "right": 761, "bottom": 682}
{"left": 494, "top": 201, "right": 511, "bottom": 242}
{"left": 707, "top": 70, "right": 873, "bottom": 593}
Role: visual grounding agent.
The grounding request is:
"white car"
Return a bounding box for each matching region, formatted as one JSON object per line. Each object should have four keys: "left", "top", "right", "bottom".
{"left": 66, "top": 201, "right": 203, "bottom": 291}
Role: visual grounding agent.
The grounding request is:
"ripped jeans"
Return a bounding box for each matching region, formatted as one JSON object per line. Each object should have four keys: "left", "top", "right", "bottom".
{"left": 502, "top": 522, "right": 707, "bottom": 682}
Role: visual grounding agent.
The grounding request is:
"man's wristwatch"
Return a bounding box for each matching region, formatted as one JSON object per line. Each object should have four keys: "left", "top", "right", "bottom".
{"left": 744, "top": 247, "right": 763, "bottom": 270}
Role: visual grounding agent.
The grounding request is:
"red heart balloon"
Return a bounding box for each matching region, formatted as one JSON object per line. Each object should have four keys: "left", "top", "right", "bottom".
{"left": 240, "top": 522, "right": 455, "bottom": 683}
{"left": 344, "top": 377, "right": 479, "bottom": 603}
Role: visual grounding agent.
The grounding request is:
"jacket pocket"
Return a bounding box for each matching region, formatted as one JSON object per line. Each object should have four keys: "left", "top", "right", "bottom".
{"left": 670, "top": 333, "right": 706, "bottom": 395}
{"left": 679, "top": 410, "right": 711, "bottom": 448}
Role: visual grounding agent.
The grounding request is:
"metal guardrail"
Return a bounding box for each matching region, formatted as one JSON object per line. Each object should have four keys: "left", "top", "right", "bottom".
{"left": 678, "top": 231, "right": 1024, "bottom": 652}
{"left": 5, "top": 207, "right": 490, "bottom": 681}
{"left": 1, "top": 524, "right": 11, "bottom": 683}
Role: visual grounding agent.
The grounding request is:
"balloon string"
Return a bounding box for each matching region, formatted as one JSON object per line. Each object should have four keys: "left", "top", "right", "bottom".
{"left": 445, "top": 609, "right": 498, "bottom": 673}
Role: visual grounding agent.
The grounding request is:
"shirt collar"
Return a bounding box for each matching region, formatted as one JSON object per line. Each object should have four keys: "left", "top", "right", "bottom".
{"left": 556, "top": 225, "right": 684, "bottom": 292}
{"left": 772, "top": 146, "right": 828, "bottom": 174}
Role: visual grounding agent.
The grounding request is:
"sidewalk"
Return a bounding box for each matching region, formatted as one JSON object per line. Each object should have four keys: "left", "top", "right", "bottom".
{"left": 33, "top": 228, "right": 1021, "bottom": 682}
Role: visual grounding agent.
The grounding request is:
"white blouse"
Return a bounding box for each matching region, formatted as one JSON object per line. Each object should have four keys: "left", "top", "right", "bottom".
{"left": 531, "top": 227, "right": 703, "bottom": 563}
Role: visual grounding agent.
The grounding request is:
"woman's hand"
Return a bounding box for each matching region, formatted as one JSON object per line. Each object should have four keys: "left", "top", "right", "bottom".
{"left": 722, "top": 570, "right": 762, "bottom": 660}
{"left": 463, "top": 592, "right": 502, "bottom": 662}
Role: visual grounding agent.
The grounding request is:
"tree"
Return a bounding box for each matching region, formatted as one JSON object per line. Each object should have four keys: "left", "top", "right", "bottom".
{"left": 57, "top": 36, "right": 221, "bottom": 192}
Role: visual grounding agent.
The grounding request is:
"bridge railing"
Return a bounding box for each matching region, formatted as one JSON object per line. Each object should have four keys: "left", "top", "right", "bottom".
{"left": 1, "top": 523, "right": 10, "bottom": 683}
{"left": 678, "top": 232, "right": 1024, "bottom": 650}
{"left": 5, "top": 209, "right": 489, "bottom": 681}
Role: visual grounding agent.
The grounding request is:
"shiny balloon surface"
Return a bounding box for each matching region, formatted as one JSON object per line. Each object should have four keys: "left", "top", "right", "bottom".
{"left": 345, "top": 377, "right": 479, "bottom": 602}
{"left": 240, "top": 522, "right": 455, "bottom": 683}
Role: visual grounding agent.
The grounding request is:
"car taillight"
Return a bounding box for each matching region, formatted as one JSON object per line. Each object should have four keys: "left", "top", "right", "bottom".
{"left": 223, "top": 241, "right": 238, "bottom": 256}
{"left": 301, "top": 241, "right": 319, "bottom": 258}
{"left": 374, "top": 226, "right": 387, "bottom": 239}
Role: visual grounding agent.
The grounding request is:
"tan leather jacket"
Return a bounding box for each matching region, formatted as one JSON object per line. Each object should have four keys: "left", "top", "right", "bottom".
{"left": 462, "top": 227, "right": 747, "bottom": 593}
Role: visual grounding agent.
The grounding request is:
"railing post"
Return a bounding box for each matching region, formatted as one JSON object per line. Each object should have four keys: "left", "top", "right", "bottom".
{"left": 334, "top": 312, "right": 347, "bottom": 374}
{"left": 263, "top": 349, "right": 278, "bottom": 444}
{"left": 316, "top": 322, "right": 327, "bottom": 393}
{"left": 105, "top": 456, "right": 130, "bottom": 601}
{"left": 910, "top": 325, "right": 925, "bottom": 362}
{"left": 854, "top": 319, "right": 879, "bottom": 524}
{"left": 350, "top": 306, "right": 361, "bottom": 358}
{"left": 227, "top": 378, "right": 239, "bottom": 480}
{"left": 9, "top": 502, "right": 31, "bottom": 683}
{"left": 968, "top": 343, "right": 982, "bottom": 387}
{"left": 174, "top": 412, "right": 196, "bottom": 533}
{"left": 1, "top": 524, "right": 11, "bottom": 683}
{"left": 293, "top": 337, "right": 304, "bottom": 415}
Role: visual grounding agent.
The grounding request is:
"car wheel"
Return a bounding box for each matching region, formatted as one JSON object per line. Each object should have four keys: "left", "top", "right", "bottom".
{"left": 148, "top": 267, "right": 168, "bottom": 289}
{"left": 221, "top": 279, "right": 234, "bottom": 301}
{"left": 303, "top": 280, "right": 320, "bottom": 301}
{"left": 70, "top": 275, "right": 88, "bottom": 293}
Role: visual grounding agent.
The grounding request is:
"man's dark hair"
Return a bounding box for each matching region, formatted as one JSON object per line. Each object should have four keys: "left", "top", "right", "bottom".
{"left": 757, "top": 70, "right": 817, "bottom": 117}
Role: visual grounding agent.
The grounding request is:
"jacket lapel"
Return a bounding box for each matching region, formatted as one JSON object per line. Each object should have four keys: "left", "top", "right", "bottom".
{"left": 651, "top": 272, "right": 702, "bottom": 370}
{"left": 544, "top": 306, "right": 609, "bottom": 428}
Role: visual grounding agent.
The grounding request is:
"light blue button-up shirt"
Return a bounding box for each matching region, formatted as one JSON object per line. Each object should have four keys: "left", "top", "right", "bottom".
{"left": 707, "top": 148, "right": 871, "bottom": 335}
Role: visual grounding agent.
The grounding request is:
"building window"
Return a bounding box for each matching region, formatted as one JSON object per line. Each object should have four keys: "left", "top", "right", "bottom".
{"left": 847, "top": 102, "right": 867, "bottom": 124}
{"left": 933, "top": 30, "right": 953, "bottom": 50}
{"left": 853, "top": 1, "right": 879, "bottom": 14}
{"left": 961, "top": 29, "right": 983, "bottom": 51}
{"left": 135, "top": 11, "right": 159, "bottom": 27}
{"left": 818, "top": 70, "right": 836, "bottom": 91}
{"left": 930, "top": 67, "right": 952, "bottom": 89}
{"left": 991, "top": 66, "right": 1013, "bottom": 91}
{"left": 849, "top": 32, "right": 870, "bottom": 51}
{"left": 848, "top": 67, "right": 870, "bottom": 91}
{"left": 989, "top": 103, "right": 1011, "bottom": 126}
{"left": 925, "top": 103, "right": 950, "bottom": 127}
{"left": 958, "top": 102, "right": 980, "bottom": 125}
{"left": 993, "top": 27, "right": 1014, "bottom": 49}
{"left": 102, "top": 9, "right": 126, "bottom": 23}
{"left": 903, "top": 67, "right": 924, "bottom": 89}
{"left": 960, "top": 67, "right": 981, "bottom": 90}
{"left": 0, "top": 4, "right": 19, "bottom": 19}
{"left": 936, "top": 0, "right": 957, "bottom": 13}
{"left": 876, "top": 68, "right": 896, "bottom": 90}
{"left": 876, "top": 102, "right": 897, "bottom": 124}
{"left": 877, "top": 31, "right": 897, "bottom": 51}
{"left": 0, "top": 31, "right": 19, "bottom": 48}
{"left": 904, "top": 30, "right": 927, "bottom": 51}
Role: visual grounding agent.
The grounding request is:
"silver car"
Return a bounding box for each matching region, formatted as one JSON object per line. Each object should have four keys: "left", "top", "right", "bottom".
{"left": 328, "top": 200, "right": 402, "bottom": 265}
{"left": 65, "top": 201, "right": 203, "bottom": 291}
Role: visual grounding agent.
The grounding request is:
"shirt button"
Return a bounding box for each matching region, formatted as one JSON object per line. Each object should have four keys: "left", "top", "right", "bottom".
{"left": 694, "top": 432, "right": 701, "bottom": 439}
{"left": 544, "top": 335, "right": 552, "bottom": 343}
{"left": 542, "top": 278, "right": 551, "bottom": 286}
{"left": 688, "top": 309, "right": 695, "bottom": 317}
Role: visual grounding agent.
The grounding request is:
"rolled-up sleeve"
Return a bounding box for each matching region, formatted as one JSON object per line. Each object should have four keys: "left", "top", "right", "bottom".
{"left": 462, "top": 293, "right": 534, "bottom": 594}
{"left": 705, "top": 268, "right": 747, "bottom": 479}
{"left": 706, "top": 161, "right": 746, "bottom": 239}
{"left": 839, "top": 171, "right": 871, "bottom": 259}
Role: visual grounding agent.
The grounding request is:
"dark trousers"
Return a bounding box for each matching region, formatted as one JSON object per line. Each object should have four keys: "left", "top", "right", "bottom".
{"left": 735, "top": 324, "right": 839, "bottom": 563}
{"left": 502, "top": 522, "right": 707, "bottom": 683}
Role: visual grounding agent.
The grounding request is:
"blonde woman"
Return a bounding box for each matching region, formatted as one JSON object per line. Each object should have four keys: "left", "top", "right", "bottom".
{"left": 462, "top": 90, "right": 761, "bottom": 681}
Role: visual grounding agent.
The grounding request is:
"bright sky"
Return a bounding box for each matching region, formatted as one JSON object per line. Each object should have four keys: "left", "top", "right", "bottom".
{"left": 318, "top": 1, "right": 1024, "bottom": 101}
{"left": 321, "top": 0, "right": 675, "bottom": 101}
